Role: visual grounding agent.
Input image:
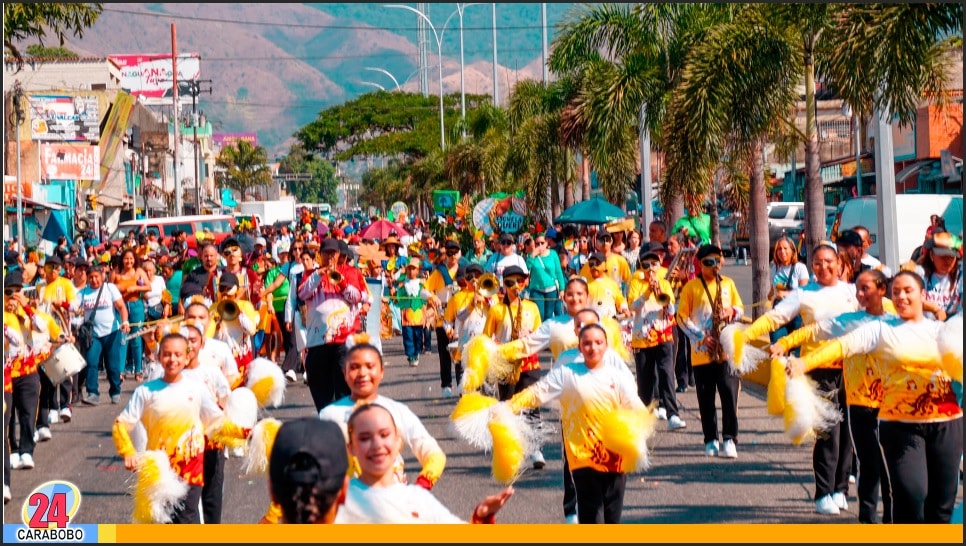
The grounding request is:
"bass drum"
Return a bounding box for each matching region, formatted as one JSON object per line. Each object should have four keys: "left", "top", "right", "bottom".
{"left": 41, "top": 343, "right": 87, "bottom": 385}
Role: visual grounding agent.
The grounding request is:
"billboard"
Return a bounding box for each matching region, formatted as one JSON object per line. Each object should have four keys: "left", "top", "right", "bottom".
{"left": 108, "top": 53, "right": 201, "bottom": 105}
{"left": 40, "top": 143, "right": 100, "bottom": 181}
{"left": 213, "top": 132, "right": 258, "bottom": 148}
{"left": 27, "top": 95, "right": 100, "bottom": 142}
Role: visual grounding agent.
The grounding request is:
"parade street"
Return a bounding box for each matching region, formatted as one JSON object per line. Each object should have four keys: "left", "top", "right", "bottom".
{"left": 3, "top": 264, "right": 961, "bottom": 525}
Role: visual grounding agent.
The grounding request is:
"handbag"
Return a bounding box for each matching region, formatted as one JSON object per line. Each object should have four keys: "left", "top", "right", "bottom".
{"left": 77, "top": 282, "right": 106, "bottom": 353}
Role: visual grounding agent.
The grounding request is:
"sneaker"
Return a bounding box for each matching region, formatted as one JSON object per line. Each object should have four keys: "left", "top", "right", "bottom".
{"left": 656, "top": 407, "right": 668, "bottom": 421}
{"left": 110, "top": 395, "right": 121, "bottom": 405}
{"left": 667, "top": 415, "right": 687, "bottom": 431}
{"left": 442, "top": 387, "right": 454, "bottom": 398}
{"left": 48, "top": 409, "right": 60, "bottom": 424}
{"left": 20, "top": 453, "right": 35, "bottom": 470}
{"left": 720, "top": 439, "right": 738, "bottom": 459}
{"left": 832, "top": 492, "right": 848, "bottom": 511}
{"left": 676, "top": 385, "right": 688, "bottom": 393}
{"left": 302, "top": 372, "right": 308, "bottom": 384}
{"left": 10, "top": 453, "right": 22, "bottom": 470}
{"left": 81, "top": 394, "right": 100, "bottom": 406}
{"left": 704, "top": 440, "right": 720, "bottom": 457}
{"left": 59, "top": 407, "right": 72, "bottom": 423}
{"left": 231, "top": 446, "right": 246, "bottom": 458}
{"left": 848, "top": 474, "right": 856, "bottom": 485}
{"left": 815, "top": 494, "right": 841, "bottom": 515}
{"left": 410, "top": 359, "right": 419, "bottom": 367}
{"left": 3, "top": 484, "right": 10, "bottom": 504}
{"left": 564, "top": 513, "right": 579, "bottom": 524}
{"left": 531, "top": 449, "right": 546, "bottom": 469}
{"left": 36, "top": 427, "right": 52, "bottom": 442}
{"left": 284, "top": 370, "right": 297, "bottom": 383}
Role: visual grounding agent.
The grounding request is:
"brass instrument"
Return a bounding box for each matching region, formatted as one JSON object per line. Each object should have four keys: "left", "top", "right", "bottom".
{"left": 665, "top": 247, "right": 697, "bottom": 297}
{"left": 477, "top": 273, "right": 500, "bottom": 298}
{"left": 122, "top": 316, "right": 185, "bottom": 343}
{"left": 708, "top": 274, "right": 726, "bottom": 363}
{"left": 215, "top": 299, "right": 240, "bottom": 322}
{"left": 327, "top": 268, "right": 344, "bottom": 286}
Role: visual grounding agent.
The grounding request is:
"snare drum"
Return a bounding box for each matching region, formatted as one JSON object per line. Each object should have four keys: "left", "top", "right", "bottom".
{"left": 41, "top": 343, "right": 87, "bottom": 385}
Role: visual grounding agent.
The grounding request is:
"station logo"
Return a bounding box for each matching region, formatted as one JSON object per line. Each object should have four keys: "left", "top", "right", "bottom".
{"left": 3, "top": 480, "right": 94, "bottom": 543}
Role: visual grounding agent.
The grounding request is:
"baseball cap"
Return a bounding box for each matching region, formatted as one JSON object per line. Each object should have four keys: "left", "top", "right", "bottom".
{"left": 444, "top": 240, "right": 461, "bottom": 252}
{"left": 499, "top": 234, "right": 515, "bottom": 245}
{"left": 696, "top": 244, "right": 723, "bottom": 260}
{"left": 926, "top": 231, "right": 961, "bottom": 258}
{"left": 218, "top": 271, "right": 239, "bottom": 288}
{"left": 45, "top": 254, "right": 63, "bottom": 266}
{"left": 588, "top": 252, "right": 606, "bottom": 264}
{"left": 269, "top": 418, "right": 348, "bottom": 501}
{"left": 502, "top": 265, "right": 528, "bottom": 279}
{"left": 255, "top": 237, "right": 267, "bottom": 247}
{"left": 4, "top": 250, "right": 18, "bottom": 265}
{"left": 321, "top": 238, "right": 341, "bottom": 253}
{"left": 220, "top": 238, "right": 241, "bottom": 252}
{"left": 465, "top": 263, "right": 484, "bottom": 276}
{"left": 836, "top": 229, "right": 863, "bottom": 248}
{"left": 4, "top": 269, "right": 24, "bottom": 288}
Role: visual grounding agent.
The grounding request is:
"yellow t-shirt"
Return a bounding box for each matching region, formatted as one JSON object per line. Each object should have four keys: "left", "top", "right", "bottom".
{"left": 626, "top": 274, "right": 676, "bottom": 349}
{"left": 587, "top": 276, "right": 627, "bottom": 320}
{"left": 425, "top": 265, "right": 460, "bottom": 328}
{"left": 484, "top": 299, "right": 542, "bottom": 344}
{"left": 40, "top": 277, "right": 80, "bottom": 312}
{"left": 675, "top": 275, "right": 744, "bottom": 366}
{"left": 579, "top": 253, "right": 631, "bottom": 286}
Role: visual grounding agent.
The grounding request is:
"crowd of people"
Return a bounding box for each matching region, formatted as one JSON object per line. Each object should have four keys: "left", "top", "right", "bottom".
{"left": 2, "top": 203, "right": 962, "bottom": 525}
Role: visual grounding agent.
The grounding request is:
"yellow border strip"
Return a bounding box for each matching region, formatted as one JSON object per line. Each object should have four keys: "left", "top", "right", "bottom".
{"left": 110, "top": 524, "right": 963, "bottom": 543}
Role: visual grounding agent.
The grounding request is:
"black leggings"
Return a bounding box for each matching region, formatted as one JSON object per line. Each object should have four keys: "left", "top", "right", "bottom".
{"left": 693, "top": 361, "right": 740, "bottom": 444}
{"left": 847, "top": 405, "right": 891, "bottom": 523}
{"left": 571, "top": 467, "right": 626, "bottom": 524}
{"left": 808, "top": 369, "right": 852, "bottom": 500}
{"left": 304, "top": 343, "right": 349, "bottom": 412}
{"left": 878, "top": 417, "right": 962, "bottom": 523}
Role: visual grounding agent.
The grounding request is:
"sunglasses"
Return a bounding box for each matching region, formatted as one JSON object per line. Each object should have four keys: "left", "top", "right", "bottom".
{"left": 466, "top": 273, "right": 482, "bottom": 281}
{"left": 638, "top": 261, "right": 659, "bottom": 270}
{"left": 701, "top": 257, "right": 721, "bottom": 267}
{"left": 222, "top": 248, "right": 241, "bottom": 257}
{"left": 446, "top": 249, "right": 460, "bottom": 256}
{"left": 4, "top": 287, "right": 22, "bottom": 296}
{"left": 500, "top": 240, "right": 514, "bottom": 246}
{"left": 503, "top": 278, "right": 521, "bottom": 288}
{"left": 597, "top": 236, "right": 612, "bottom": 242}
{"left": 587, "top": 261, "right": 602, "bottom": 268}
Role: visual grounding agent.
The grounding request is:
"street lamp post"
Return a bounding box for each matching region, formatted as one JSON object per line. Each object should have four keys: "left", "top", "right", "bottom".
{"left": 385, "top": 4, "right": 446, "bottom": 151}
{"left": 11, "top": 81, "right": 26, "bottom": 251}
{"left": 442, "top": 3, "right": 483, "bottom": 141}
{"left": 364, "top": 67, "right": 401, "bottom": 91}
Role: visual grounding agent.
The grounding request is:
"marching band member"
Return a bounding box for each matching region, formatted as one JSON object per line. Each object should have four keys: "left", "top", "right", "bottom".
{"left": 483, "top": 265, "right": 544, "bottom": 468}
{"left": 787, "top": 271, "right": 962, "bottom": 523}
{"left": 771, "top": 269, "right": 897, "bottom": 523}
{"left": 443, "top": 264, "right": 491, "bottom": 390}
{"left": 425, "top": 240, "right": 463, "bottom": 398}
{"left": 219, "top": 238, "right": 262, "bottom": 307}
{"left": 4, "top": 270, "right": 67, "bottom": 471}
{"left": 38, "top": 254, "right": 81, "bottom": 433}
{"left": 628, "top": 248, "right": 685, "bottom": 430}
{"left": 585, "top": 252, "right": 628, "bottom": 320}
{"left": 298, "top": 237, "right": 367, "bottom": 412}
{"left": 737, "top": 244, "right": 857, "bottom": 514}
{"left": 207, "top": 272, "right": 259, "bottom": 390}
{"left": 675, "top": 245, "right": 744, "bottom": 459}
{"left": 380, "top": 235, "right": 407, "bottom": 336}
{"left": 579, "top": 231, "right": 631, "bottom": 289}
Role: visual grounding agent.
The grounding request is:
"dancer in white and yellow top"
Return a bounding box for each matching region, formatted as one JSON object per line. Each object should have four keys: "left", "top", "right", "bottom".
{"left": 788, "top": 271, "right": 962, "bottom": 524}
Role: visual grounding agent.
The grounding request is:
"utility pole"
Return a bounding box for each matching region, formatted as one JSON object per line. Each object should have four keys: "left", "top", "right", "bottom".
{"left": 491, "top": 3, "right": 499, "bottom": 106}
{"left": 171, "top": 24, "right": 182, "bottom": 216}
{"left": 541, "top": 3, "right": 548, "bottom": 83}
{"left": 187, "top": 79, "right": 212, "bottom": 214}
{"left": 11, "top": 81, "right": 26, "bottom": 250}
{"left": 417, "top": 3, "right": 429, "bottom": 97}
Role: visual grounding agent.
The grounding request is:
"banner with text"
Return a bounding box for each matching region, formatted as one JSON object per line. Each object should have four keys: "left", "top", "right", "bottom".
{"left": 27, "top": 95, "right": 100, "bottom": 142}
{"left": 98, "top": 91, "right": 137, "bottom": 188}
{"left": 108, "top": 53, "right": 201, "bottom": 106}
{"left": 40, "top": 143, "right": 100, "bottom": 181}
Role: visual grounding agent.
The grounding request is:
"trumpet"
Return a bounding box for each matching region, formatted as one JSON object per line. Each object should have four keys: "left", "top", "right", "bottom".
{"left": 215, "top": 299, "right": 240, "bottom": 322}
{"left": 476, "top": 273, "right": 500, "bottom": 298}
{"left": 326, "top": 268, "right": 343, "bottom": 285}
{"left": 122, "top": 316, "right": 185, "bottom": 343}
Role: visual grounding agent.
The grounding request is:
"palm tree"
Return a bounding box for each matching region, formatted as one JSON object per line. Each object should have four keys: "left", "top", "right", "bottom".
{"left": 665, "top": 6, "right": 800, "bottom": 316}
{"left": 215, "top": 140, "right": 273, "bottom": 201}
{"left": 443, "top": 103, "right": 510, "bottom": 197}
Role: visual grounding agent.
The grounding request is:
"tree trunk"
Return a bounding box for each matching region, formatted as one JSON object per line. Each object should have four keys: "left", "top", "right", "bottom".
{"left": 563, "top": 173, "right": 575, "bottom": 210}
{"left": 668, "top": 193, "right": 685, "bottom": 230}
{"left": 749, "top": 139, "right": 770, "bottom": 320}
{"left": 709, "top": 189, "right": 720, "bottom": 248}
{"left": 581, "top": 153, "right": 591, "bottom": 201}
{"left": 803, "top": 46, "right": 826, "bottom": 264}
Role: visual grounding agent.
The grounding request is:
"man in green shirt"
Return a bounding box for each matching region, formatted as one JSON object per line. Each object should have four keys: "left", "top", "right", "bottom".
{"left": 672, "top": 204, "right": 712, "bottom": 246}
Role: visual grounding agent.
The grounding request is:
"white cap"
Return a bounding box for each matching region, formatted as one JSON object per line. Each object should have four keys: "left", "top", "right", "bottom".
{"left": 255, "top": 237, "right": 267, "bottom": 247}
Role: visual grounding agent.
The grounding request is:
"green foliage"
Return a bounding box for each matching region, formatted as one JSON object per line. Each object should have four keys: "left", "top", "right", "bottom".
{"left": 25, "top": 43, "right": 78, "bottom": 59}
{"left": 3, "top": 3, "right": 102, "bottom": 67}
{"left": 278, "top": 145, "right": 339, "bottom": 204}
{"left": 215, "top": 140, "right": 274, "bottom": 200}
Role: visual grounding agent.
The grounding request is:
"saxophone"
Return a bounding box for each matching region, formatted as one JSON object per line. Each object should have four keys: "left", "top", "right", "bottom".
{"left": 709, "top": 274, "right": 726, "bottom": 363}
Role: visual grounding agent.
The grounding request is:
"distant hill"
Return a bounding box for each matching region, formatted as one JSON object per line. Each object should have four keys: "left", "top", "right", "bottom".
{"left": 56, "top": 3, "right": 590, "bottom": 158}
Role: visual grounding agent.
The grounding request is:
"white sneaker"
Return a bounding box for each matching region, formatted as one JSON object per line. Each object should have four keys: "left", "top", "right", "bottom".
{"left": 848, "top": 474, "right": 856, "bottom": 484}
{"left": 832, "top": 491, "right": 848, "bottom": 511}
{"left": 10, "top": 453, "right": 22, "bottom": 470}
{"left": 656, "top": 407, "right": 668, "bottom": 421}
{"left": 815, "top": 494, "right": 841, "bottom": 515}
{"left": 284, "top": 370, "right": 297, "bottom": 383}
{"left": 705, "top": 440, "right": 720, "bottom": 457}
{"left": 531, "top": 449, "right": 546, "bottom": 469}
{"left": 410, "top": 359, "right": 419, "bottom": 367}
{"left": 48, "top": 409, "right": 60, "bottom": 424}
{"left": 3, "top": 484, "right": 10, "bottom": 504}
{"left": 442, "top": 387, "right": 454, "bottom": 398}
{"left": 37, "top": 427, "right": 52, "bottom": 442}
{"left": 720, "top": 439, "right": 738, "bottom": 459}
{"left": 667, "top": 415, "right": 687, "bottom": 430}
{"left": 564, "top": 514, "right": 579, "bottom": 524}
{"left": 59, "top": 407, "right": 72, "bottom": 423}
{"left": 20, "top": 453, "right": 35, "bottom": 470}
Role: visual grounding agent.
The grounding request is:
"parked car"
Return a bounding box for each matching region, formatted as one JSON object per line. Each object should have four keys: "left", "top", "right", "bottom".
{"left": 767, "top": 201, "right": 805, "bottom": 245}
{"left": 109, "top": 214, "right": 237, "bottom": 250}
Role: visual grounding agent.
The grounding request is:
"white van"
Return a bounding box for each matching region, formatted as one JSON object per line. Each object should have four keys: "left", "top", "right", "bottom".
{"left": 831, "top": 194, "right": 963, "bottom": 265}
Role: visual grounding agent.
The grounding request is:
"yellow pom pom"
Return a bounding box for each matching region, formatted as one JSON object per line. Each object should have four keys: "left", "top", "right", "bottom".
{"left": 245, "top": 358, "right": 286, "bottom": 408}
{"left": 489, "top": 405, "right": 528, "bottom": 485}
{"left": 599, "top": 407, "right": 657, "bottom": 473}
{"left": 243, "top": 418, "right": 282, "bottom": 476}
{"left": 462, "top": 334, "right": 512, "bottom": 390}
{"left": 450, "top": 392, "right": 499, "bottom": 450}
{"left": 132, "top": 450, "right": 189, "bottom": 524}
{"left": 938, "top": 313, "right": 963, "bottom": 383}
{"left": 767, "top": 358, "right": 788, "bottom": 416}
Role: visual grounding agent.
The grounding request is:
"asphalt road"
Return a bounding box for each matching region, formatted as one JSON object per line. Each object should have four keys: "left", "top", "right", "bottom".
{"left": 4, "top": 263, "right": 961, "bottom": 525}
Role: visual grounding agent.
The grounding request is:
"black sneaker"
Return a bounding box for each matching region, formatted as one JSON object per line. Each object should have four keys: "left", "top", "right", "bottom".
{"left": 676, "top": 386, "right": 688, "bottom": 393}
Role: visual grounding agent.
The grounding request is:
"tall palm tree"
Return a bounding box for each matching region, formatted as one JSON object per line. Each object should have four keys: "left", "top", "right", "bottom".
{"left": 665, "top": 6, "right": 800, "bottom": 315}
{"left": 215, "top": 140, "right": 273, "bottom": 201}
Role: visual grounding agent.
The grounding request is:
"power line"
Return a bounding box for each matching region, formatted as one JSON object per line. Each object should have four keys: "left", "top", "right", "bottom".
{"left": 200, "top": 46, "right": 544, "bottom": 63}
{"left": 101, "top": 6, "right": 571, "bottom": 32}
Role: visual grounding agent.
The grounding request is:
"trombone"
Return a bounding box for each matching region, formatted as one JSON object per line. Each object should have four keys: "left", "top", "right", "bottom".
{"left": 214, "top": 299, "right": 240, "bottom": 322}
{"left": 476, "top": 273, "right": 500, "bottom": 298}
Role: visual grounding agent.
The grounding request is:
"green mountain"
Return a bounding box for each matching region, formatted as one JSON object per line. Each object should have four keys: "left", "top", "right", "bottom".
{"left": 58, "top": 3, "right": 589, "bottom": 158}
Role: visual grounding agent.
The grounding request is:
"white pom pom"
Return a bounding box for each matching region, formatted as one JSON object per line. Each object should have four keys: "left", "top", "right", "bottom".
{"left": 784, "top": 374, "right": 843, "bottom": 445}
{"left": 133, "top": 450, "right": 189, "bottom": 524}
{"left": 224, "top": 387, "right": 259, "bottom": 430}
{"left": 243, "top": 418, "right": 282, "bottom": 476}
{"left": 245, "top": 357, "right": 286, "bottom": 408}
{"left": 720, "top": 323, "right": 768, "bottom": 375}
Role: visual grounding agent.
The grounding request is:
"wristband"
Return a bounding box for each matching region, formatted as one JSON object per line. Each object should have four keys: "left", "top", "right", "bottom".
{"left": 415, "top": 475, "right": 433, "bottom": 490}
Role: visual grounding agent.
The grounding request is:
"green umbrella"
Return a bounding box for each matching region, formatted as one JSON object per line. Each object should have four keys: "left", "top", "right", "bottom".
{"left": 554, "top": 197, "right": 627, "bottom": 225}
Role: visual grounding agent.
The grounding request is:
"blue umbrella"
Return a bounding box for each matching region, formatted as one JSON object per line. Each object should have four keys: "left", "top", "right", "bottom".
{"left": 41, "top": 210, "right": 70, "bottom": 243}
{"left": 554, "top": 197, "right": 627, "bottom": 225}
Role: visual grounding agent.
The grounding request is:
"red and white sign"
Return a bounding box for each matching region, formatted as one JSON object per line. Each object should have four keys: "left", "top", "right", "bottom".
{"left": 40, "top": 143, "right": 100, "bottom": 181}
{"left": 3, "top": 178, "right": 33, "bottom": 204}
{"left": 108, "top": 53, "right": 201, "bottom": 105}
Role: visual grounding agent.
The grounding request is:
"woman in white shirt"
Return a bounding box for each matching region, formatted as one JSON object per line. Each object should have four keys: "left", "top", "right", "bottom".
{"left": 78, "top": 265, "right": 130, "bottom": 405}
{"left": 336, "top": 403, "right": 513, "bottom": 524}
{"left": 142, "top": 258, "right": 169, "bottom": 322}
